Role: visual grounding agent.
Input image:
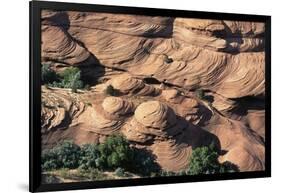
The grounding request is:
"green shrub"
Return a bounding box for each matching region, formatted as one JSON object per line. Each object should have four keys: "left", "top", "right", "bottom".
{"left": 42, "top": 149, "right": 61, "bottom": 171}
{"left": 42, "top": 66, "right": 91, "bottom": 92}
{"left": 132, "top": 148, "right": 160, "bottom": 176}
{"left": 54, "top": 140, "right": 81, "bottom": 169}
{"left": 97, "top": 135, "right": 134, "bottom": 170}
{"left": 59, "top": 67, "right": 83, "bottom": 92}
{"left": 42, "top": 64, "right": 58, "bottom": 84}
{"left": 195, "top": 89, "right": 205, "bottom": 100}
{"left": 105, "top": 85, "right": 117, "bottom": 96}
{"left": 42, "top": 135, "right": 162, "bottom": 177}
{"left": 187, "top": 144, "right": 238, "bottom": 175}
{"left": 79, "top": 144, "right": 100, "bottom": 170}
{"left": 219, "top": 161, "right": 239, "bottom": 173}
{"left": 187, "top": 144, "right": 219, "bottom": 175}
{"left": 48, "top": 67, "right": 83, "bottom": 92}
{"left": 41, "top": 140, "right": 81, "bottom": 171}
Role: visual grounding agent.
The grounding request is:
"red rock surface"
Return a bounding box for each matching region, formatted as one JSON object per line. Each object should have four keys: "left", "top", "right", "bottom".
{"left": 41, "top": 10, "right": 266, "bottom": 172}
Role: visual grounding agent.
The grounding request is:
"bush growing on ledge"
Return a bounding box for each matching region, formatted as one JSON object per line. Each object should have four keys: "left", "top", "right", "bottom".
{"left": 187, "top": 144, "right": 238, "bottom": 175}
{"left": 55, "top": 67, "right": 84, "bottom": 92}
{"left": 195, "top": 89, "right": 205, "bottom": 100}
{"left": 104, "top": 84, "right": 117, "bottom": 96}
{"left": 41, "top": 64, "right": 58, "bottom": 84}
{"left": 46, "top": 67, "right": 85, "bottom": 92}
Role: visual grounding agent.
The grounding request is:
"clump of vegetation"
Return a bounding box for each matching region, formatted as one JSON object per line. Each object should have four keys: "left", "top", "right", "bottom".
{"left": 41, "top": 140, "right": 81, "bottom": 171}
{"left": 187, "top": 144, "right": 238, "bottom": 175}
{"left": 51, "top": 67, "right": 84, "bottom": 92}
{"left": 104, "top": 85, "right": 117, "bottom": 96}
{"left": 79, "top": 144, "right": 100, "bottom": 170}
{"left": 42, "top": 64, "right": 59, "bottom": 84}
{"left": 42, "top": 135, "right": 135, "bottom": 172}
{"left": 42, "top": 136, "right": 237, "bottom": 180}
{"left": 97, "top": 135, "right": 134, "bottom": 170}
{"left": 195, "top": 89, "right": 205, "bottom": 100}
{"left": 42, "top": 65, "right": 88, "bottom": 92}
{"left": 163, "top": 54, "right": 173, "bottom": 64}
{"left": 131, "top": 148, "right": 161, "bottom": 176}
{"left": 78, "top": 135, "right": 135, "bottom": 171}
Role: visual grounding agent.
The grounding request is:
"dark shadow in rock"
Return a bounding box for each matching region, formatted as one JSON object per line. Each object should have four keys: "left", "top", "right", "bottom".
{"left": 196, "top": 105, "right": 213, "bottom": 127}
{"left": 131, "top": 147, "right": 161, "bottom": 177}
{"left": 220, "top": 149, "right": 228, "bottom": 156}
{"left": 175, "top": 116, "right": 221, "bottom": 152}
{"left": 42, "top": 11, "right": 70, "bottom": 31}
{"left": 204, "top": 95, "right": 214, "bottom": 103}
{"left": 72, "top": 53, "right": 105, "bottom": 87}
{"left": 231, "top": 96, "right": 265, "bottom": 117}
{"left": 220, "top": 161, "right": 240, "bottom": 172}
{"left": 143, "top": 77, "right": 161, "bottom": 85}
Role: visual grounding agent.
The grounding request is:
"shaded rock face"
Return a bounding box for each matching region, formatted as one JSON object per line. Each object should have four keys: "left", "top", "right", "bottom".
{"left": 41, "top": 10, "right": 266, "bottom": 172}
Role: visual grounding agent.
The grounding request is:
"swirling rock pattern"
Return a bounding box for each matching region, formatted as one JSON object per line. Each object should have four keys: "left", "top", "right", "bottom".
{"left": 41, "top": 10, "right": 266, "bottom": 173}
{"left": 41, "top": 86, "right": 85, "bottom": 133}
{"left": 151, "top": 140, "right": 192, "bottom": 172}
{"left": 102, "top": 96, "right": 134, "bottom": 117}
{"left": 134, "top": 101, "right": 177, "bottom": 128}
{"left": 123, "top": 100, "right": 218, "bottom": 172}
{"left": 41, "top": 10, "right": 265, "bottom": 99}
{"left": 110, "top": 74, "right": 160, "bottom": 96}
{"left": 161, "top": 89, "right": 212, "bottom": 125}
{"left": 80, "top": 97, "right": 134, "bottom": 135}
{"left": 123, "top": 101, "right": 185, "bottom": 142}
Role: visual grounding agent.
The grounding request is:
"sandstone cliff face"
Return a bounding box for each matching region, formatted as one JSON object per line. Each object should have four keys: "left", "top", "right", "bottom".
{"left": 41, "top": 10, "right": 266, "bottom": 172}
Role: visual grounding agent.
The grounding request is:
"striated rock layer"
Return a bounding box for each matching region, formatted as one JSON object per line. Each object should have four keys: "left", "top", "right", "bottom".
{"left": 41, "top": 10, "right": 266, "bottom": 173}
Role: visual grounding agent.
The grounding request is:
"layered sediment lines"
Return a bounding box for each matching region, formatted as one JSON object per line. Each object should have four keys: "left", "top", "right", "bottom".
{"left": 79, "top": 96, "right": 134, "bottom": 135}
{"left": 41, "top": 86, "right": 86, "bottom": 133}
{"left": 41, "top": 10, "right": 265, "bottom": 99}
{"left": 209, "top": 116, "right": 265, "bottom": 171}
{"left": 41, "top": 10, "right": 266, "bottom": 172}
{"left": 110, "top": 74, "right": 160, "bottom": 96}
{"left": 123, "top": 101, "right": 218, "bottom": 172}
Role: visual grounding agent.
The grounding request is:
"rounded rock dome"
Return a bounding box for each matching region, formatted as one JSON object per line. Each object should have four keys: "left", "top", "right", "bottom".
{"left": 102, "top": 96, "right": 133, "bottom": 115}
{"left": 134, "top": 101, "right": 177, "bottom": 128}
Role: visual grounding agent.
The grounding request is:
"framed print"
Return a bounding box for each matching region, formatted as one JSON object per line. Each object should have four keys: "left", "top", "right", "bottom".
{"left": 29, "top": 1, "right": 271, "bottom": 192}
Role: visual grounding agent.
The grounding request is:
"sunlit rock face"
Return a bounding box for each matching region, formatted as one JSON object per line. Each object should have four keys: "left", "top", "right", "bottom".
{"left": 41, "top": 10, "right": 266, "bottom": 172}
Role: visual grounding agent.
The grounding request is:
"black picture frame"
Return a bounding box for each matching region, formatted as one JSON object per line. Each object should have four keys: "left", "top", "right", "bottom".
{"left": 29, "top": 1, "right": 271, "bottom": 192}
